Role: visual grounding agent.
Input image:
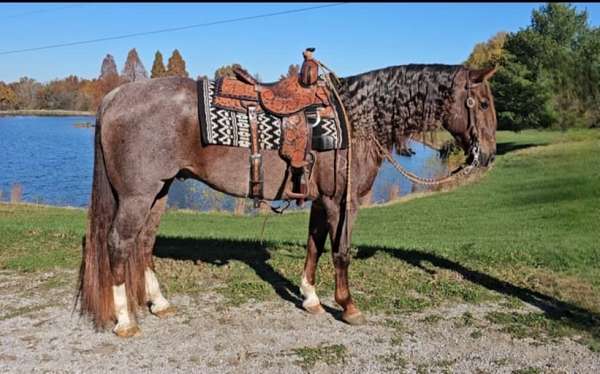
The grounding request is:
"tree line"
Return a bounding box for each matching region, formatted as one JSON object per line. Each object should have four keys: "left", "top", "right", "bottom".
{"left": 0, "top": 48, "right": 190, "bottom": 112}
{"left": 466, "top": 3, "right": 600, "bottom": 130}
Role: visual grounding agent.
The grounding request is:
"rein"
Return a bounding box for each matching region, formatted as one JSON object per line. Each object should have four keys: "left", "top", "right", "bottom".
{"left": 321, "top": 66, "right": 354, "bottom": 252}
{"left": 371, "top": 71, "right": 482, "bottom": 186}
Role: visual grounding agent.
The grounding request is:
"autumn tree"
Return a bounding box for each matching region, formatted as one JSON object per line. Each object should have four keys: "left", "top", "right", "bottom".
{"left": 80, "top": 53, "right": 122, "bottom": 110}
{"left": 151, "top": 51, "right": 167, "bottom": 78}
{"left": 465, "top": 32, "right": 507, "bottom": 69}
{"left": 121, "top": 48, "right": 149, "bottom": 83}
{"left": 0, "top": 82, "right": 17, "bottom": 110}
{"left": 35, "top": 75, "right": 84, "bottom": 110}
{"left": 84, "top": 78, "right": 119, "bottom": 112}
{"left": 166, "top": 49, "right": 189, "bottom": 78}
{"left": 10, "top": 77, "right": 42, "bottom": 109}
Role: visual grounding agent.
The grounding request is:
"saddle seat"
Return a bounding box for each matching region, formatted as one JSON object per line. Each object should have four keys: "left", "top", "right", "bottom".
{"left": 260, "top": 75, "right": 330, "bottom": 116}
{"left": 214, "top": 69, "right": 330, "bottom": 116}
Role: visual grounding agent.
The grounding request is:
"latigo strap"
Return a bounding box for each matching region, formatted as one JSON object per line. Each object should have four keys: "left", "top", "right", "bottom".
{"left": 247, "top": 106, "right": 263, "bottom": 207}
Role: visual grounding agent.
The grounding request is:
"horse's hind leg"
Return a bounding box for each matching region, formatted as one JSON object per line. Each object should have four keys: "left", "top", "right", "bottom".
{"left": 300, "top": 199, "right": 328, "bottom": 314}
{"left": 109, "top": 194, "right": 157, "bottom": 337}
{"left": 138, "top": 188, "right": 176, "bottom": 318}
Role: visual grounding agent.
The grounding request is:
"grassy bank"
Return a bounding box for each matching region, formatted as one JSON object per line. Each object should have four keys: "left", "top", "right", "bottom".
{"left": 0, "top": 109, "right": 95, "bottom": 117}
{"left": 0, "top": 129, "right": 598, "bottom": 348}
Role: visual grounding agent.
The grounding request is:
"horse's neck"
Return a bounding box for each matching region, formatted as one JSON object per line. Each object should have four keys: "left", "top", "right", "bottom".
{"left": 340, "top": 66, "right": 457, "bottom": 197}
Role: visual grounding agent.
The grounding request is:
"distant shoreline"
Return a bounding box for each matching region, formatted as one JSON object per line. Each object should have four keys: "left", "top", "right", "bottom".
{"left": 0, "top": 109, "right": 95, "bottom": 117}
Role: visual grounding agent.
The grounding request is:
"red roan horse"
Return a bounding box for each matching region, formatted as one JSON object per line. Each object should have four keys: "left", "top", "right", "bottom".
{"left": 78, "top": 64, "right": 497, "bottom": 337}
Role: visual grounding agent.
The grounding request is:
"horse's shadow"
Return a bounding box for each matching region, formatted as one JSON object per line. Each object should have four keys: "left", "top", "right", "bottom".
{"left": 355, "top": 245, "right": 600, "bottom": 338}
{"left": 153, "top": 236, "right": 342, "bottom": 318}
{"left": 496, "top": 141, "right": 540, "bottom": 155}
{"left": 154, "top": 236, "right": 599, "bottom": 337}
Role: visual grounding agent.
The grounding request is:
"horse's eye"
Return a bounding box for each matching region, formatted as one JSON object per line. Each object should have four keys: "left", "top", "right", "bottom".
{"left": 480, "top": 99, "right": 489, "bottom": 110}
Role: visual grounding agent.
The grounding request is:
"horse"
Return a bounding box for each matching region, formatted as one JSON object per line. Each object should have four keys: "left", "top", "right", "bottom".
{"left": 78, "top": 63, "right": 498, "bottom": 337}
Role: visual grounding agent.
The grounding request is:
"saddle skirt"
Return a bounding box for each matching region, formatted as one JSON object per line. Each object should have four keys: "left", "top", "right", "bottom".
{"left": 197, "top": 77, "right": 348, "bottom": 152}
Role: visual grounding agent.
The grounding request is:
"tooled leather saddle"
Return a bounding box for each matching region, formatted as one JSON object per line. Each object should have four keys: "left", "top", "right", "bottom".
{"left": 207, "top": 48, "right": 345, "bottom": 207}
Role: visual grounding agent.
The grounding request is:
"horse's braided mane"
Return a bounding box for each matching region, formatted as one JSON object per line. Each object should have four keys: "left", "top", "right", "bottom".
{"left": 339, "top": 64, "right": 464, "bottom": 145}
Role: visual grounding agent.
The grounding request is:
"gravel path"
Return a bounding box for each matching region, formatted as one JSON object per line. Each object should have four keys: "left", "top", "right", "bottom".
{"left": 0, "top": 270, "right": 598, "bottom": 373}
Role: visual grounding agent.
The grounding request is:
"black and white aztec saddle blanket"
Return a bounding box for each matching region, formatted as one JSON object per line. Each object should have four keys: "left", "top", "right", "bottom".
{"left": 196, "top": 78, "right": 348, "bottom": 151}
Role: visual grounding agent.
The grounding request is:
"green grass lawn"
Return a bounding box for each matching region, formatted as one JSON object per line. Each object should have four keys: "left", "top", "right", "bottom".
{"left": 1, "top": 129, "right": 599, "bottom": 348}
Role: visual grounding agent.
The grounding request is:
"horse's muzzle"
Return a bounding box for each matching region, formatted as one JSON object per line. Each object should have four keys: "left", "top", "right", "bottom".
{"left": 479, "top": 152, "right": 495, "bottom": 167}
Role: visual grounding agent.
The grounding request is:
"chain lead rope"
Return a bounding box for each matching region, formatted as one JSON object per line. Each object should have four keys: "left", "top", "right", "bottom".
{"left": 370, "top": 134, "right": 480, "bottom": 186}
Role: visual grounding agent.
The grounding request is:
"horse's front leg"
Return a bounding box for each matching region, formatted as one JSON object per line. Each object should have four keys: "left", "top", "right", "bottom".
{"left": 300, "top": 199, "right": 329, "bottom": 314}
{"left": 322, "top": 195, "right": 366, "bottom": 325}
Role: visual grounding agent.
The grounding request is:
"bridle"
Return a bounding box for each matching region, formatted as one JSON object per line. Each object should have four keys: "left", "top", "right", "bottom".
{"left": 370, "top": 70, "right": 483, "bottom": 186}
{"left": 464, "top": 72, "right": 481, "bottom": 169}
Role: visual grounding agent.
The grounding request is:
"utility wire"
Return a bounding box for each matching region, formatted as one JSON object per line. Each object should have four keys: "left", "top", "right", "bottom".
{"left": 0, "top": 3, "right": 347, "bottom": 56}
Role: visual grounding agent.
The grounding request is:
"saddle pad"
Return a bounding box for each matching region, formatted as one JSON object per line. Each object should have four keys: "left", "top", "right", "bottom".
{"left": 197, "top": 78, "right": 348, "bottom": 151}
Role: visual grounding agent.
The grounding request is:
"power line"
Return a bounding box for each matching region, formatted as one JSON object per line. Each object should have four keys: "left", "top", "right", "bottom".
{"left": 0, "top": 3, "right": 347, "bottom": 56}
{"left": 1, "top": 4, "right": 84, "bottom": 20}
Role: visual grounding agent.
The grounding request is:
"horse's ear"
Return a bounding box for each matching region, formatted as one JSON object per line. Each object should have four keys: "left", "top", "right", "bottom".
{"left": 469, "top": 66, "right": 497, "bottom": 83}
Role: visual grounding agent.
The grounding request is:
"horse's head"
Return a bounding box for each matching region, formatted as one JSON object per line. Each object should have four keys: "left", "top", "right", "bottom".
{"left": 444, "top": 67, "right": 497, "bottom": 167}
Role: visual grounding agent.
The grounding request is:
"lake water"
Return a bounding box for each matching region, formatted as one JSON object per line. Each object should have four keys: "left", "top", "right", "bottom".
{"left": 0, "top": 116, "right": 447, "bottom": 210}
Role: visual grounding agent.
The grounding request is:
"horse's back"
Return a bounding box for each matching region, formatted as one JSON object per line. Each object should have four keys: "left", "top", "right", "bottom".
{"left": 100, "top": 77, "right": 197, "bottom": 123}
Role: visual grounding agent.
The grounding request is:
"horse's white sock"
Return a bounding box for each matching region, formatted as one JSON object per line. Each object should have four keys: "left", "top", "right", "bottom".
{"left": 300, "top": 273, "right": 320, "bottom": 308}
{"left": 145, "top": 268, "right": 170, "bottom": 313}
{"left": 112, "top": 283, "right": 134, "bottom": 329}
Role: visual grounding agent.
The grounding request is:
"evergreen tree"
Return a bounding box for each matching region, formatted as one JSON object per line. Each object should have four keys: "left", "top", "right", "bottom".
{"left": 121, "top": 48, "right": 149, "bottom": 83}
{"left": 151, "top": 51, "right": 166, "bottom": 78}
{"left": 280, "top": 64, "right": 300, "bottom": 79}
{"left": 575, "top": 27, "right": 600, "bottom": 127}
{"left": 166, "top": 49, "right": 189, "bottom": 78}
{"left": 492, "top": 56, "right": 556, "bottom": 131}
{"left": 214, "top": 63, "right": 243, "bottom": 79}
{"left": 99, "top": 54, "right": 118, "bottom": 80}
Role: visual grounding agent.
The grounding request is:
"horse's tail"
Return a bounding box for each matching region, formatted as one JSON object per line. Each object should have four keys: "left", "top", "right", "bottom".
{"left": 77, "top": 112, "right": 117, "bottom": 329}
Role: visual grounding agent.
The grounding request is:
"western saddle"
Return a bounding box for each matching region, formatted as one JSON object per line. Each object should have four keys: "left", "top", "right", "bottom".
{"left": 212, "top": 48, "right": 339, "bottom": 207}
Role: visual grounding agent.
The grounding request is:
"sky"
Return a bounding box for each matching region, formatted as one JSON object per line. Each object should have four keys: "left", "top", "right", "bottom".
{"left": 1, "top": 2, "right": 600, "bottom": 83}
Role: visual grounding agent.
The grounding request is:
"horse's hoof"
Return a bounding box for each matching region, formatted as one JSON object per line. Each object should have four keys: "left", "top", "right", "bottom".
{"left": 152, "top": 305, "right": 177, "bottom": 319}
{"left": 342, "top": 312, "right": 367, "bottom": 326}
{"left": 114, "top": 325, "right": 141, "bottom": 338}
{"left": 304, "top": 303, "right": 326, "bottom": 315}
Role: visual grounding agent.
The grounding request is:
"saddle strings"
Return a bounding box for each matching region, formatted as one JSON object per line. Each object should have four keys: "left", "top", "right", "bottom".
{"left": 257, "top": 199, "right": 291, "bottom": 244}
